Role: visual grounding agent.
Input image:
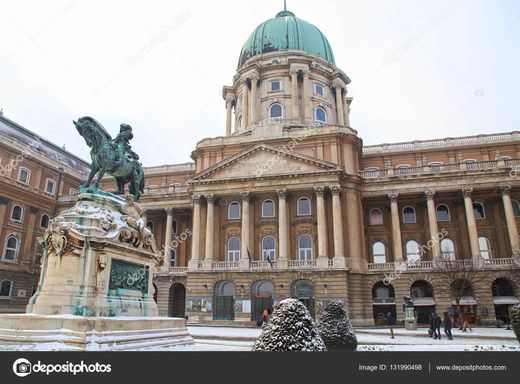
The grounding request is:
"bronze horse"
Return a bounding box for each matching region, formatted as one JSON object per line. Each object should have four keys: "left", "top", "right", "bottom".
{"left": 74, "top": 117, "right": 144, "bottom": 200}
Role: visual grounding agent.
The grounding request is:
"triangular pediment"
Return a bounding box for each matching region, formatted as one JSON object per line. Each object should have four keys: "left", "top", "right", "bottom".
{"left": 191, "top": 144, "right": 343, "bottom": 183}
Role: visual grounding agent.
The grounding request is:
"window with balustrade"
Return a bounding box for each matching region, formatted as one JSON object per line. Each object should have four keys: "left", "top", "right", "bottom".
{"left": 228, "top": 202, "right": 241, "bottom": 219}
{"left": 395, "top": 164, "right": 411, "bottom": 176}
{"left": 261, "top": 235, "right": 276, "bottom": 262}
{"left": 440, "top": 238, "right": 456, "bottom": 260}
{"left": 402, "top": 206, "right": 416, "bottom": 224}
{"left": 298, "top": 234, "right": 313, "bottom": 261}
{"left": 372, "top": 241, "right": 387, "bottom": 264}
{"left": 436, "top": 204, "right": 451, "bottom": 222}
{"left": 478, "top": 236, "right": 492, "bottom": 259}
{"left": 369, "top": 208, "right": 383, "bottom": 225}
{"left": 170, "top": 249, "right": 177, "bottom": 267}
{"left": 227, "top": 237, "right": 241, "bottom": 262}
{"left": 405, "top": 240, "right": 421, "bottom": 262}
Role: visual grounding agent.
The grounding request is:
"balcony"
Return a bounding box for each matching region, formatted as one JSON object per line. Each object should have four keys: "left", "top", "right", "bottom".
{"left": 366, "top": 258, "right": 520, "bottom": 273}
{"left": 287, "top": 260, "right": 317, "bottom": 269}
{"left": 212, "top": 261, "right": 239, "bottom": 270}
{"left": 155, "top": 266, "right": 188, "bottom": 275}
{"left": 250, "top": 261, "right": 276, "bottom": 270}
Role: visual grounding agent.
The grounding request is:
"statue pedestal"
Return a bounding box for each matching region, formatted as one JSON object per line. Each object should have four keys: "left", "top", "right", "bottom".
{"left": 0, "top": 192, "right": 193, "bottom": 350}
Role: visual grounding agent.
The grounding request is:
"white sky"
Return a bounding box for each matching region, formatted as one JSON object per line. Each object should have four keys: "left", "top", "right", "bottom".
{"left": 1, "top": 0, "right": 519, "bottom": 166}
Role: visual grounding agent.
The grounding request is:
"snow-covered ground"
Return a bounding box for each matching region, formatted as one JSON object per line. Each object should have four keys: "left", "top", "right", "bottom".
{"left": 1, "top": 326, "right": 518, "bottom": 351}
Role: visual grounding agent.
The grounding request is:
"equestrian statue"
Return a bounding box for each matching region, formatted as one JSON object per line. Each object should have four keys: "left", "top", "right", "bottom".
{"left": 74, "top": 116, "right": 145, "bottom": 200}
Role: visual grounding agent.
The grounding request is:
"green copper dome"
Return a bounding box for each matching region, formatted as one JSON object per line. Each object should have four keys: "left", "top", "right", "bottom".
{"left": 238, "top": 9, "right": 335, "bottom": 68}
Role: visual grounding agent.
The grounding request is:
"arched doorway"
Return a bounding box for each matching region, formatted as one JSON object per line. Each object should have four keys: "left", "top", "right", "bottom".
{"left": 291, "top": 279, "right": 315, "bottom": 318}
{"left": 372, "top": 281, "right": 396, "bottom": 326}
{"left": 251, "top": 281, "right": 274, "bottom": 321}
{"left": 214, "top": 281, "right": 235, "bottom": 320}
{"left": 492, "top": 278, "right": 518, "bottom": 324}
{"left": 451, "top": 279, "right": 476, "bottom": 325}
{"left": 410, "top": 280, "right": 435, "bottom": 324}
{"left": 168, "top": 283, "right": 186, "bottom": 318}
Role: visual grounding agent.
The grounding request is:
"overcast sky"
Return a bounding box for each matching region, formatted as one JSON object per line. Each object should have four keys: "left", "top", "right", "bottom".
{"left": 1, "top": 0, "right": 519, "bottom": 167}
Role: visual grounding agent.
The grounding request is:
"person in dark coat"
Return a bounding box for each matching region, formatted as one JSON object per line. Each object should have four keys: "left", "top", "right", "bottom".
{"left": 443, "top": 312, "right": 453, "bottom": 340}
{"left": 386, "top": 312, "right": 396, "bottom": 339}
{"left": 428, "top": 311, "right": 435, "bottom": 337}
{"left": 432, "top": 312, "right": 442, "bottom": 340}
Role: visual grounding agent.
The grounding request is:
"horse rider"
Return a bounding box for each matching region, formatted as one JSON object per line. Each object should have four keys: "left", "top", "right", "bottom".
{"left": 113, "top": 124, "right": 140, "bottom": 166}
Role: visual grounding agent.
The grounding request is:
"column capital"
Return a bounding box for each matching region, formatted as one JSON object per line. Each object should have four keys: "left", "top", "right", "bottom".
{"left": 248, "top": 72, "right": 260, "bottom": 81}
{"left": 165, "top": 207, "right": 174, "bottom": 215}
{"left": 462, "top": 187, "right": 474, "bottom": 198}
{"left": 314, "top": 186, "right": 326, "bottom": 195}
{"left": 240, "top": 191, "right": 250, "bottom": 201}
{"left": 387, "top": 192, "right": 399, "bottom": 203}
{"left": 329, "top": 184, "right": 342, "bottom": 195}
{"left": 276, "top": 188, "right": 287, "bottom": 199}
{"left": 500, "top": 185, "right": 512, "bottom": 195}
{"left": 225, "top": 94, "right": 235, "bottom": 103}
{"left": 205, "top": 194, "right": 215, "bottom": 203}
{"left": 332, "top": 79, "right": 345, "bottom": 89}
{"left": 192, "top": 194, "right": 202, "bottom": 204}
{"left": 425, "top": 189, "right": 436, "bottom": 200}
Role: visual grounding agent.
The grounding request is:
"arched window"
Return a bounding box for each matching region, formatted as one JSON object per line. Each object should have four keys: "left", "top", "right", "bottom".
{"left": 315, "top": 107, "right": 327, "bottom": 123}
{"left": 0, "top": 280, "right": 12, "bottom": 297}
{"left": 297, "top": 197, "right": 311, "bottom": 216}
{"left": 228, "top": 202, "right": 241, "bottom": 219}
{"left": 170, "top": 249, "right": 177, "bottom": 267}
{"left": 369, "top": 208, "right": 383, "bottom": 225}
{"left": 410, "top": 280, "right": 434, "bottom": 298}
{"left": 402, "top": 206, "right": 416, "bottom": 224}
{"left": 227, "top": 237, "right": 241, "bottom": 262}
{"left": 298, "top": 234, "right": 313, "bottom": 261}
{"left": 429, "top": 162, "right": 444, "bottom": 173}
{"left": 40, "top": 214, "right": 50, "bottom": 229}
{"left": 512, "top": 200, "right": 520, "bottom": 217}
{"left": 364, "top": 167, "right": 380, "bottom": 178}
{"left": 372, "top": 281, "right": 395, "bottom": 301}
{"left": 269, "top": 103, "right": 283, "bottom": 119}
{"left": 478, "top": 236, "right": 492, "bottom": 259}
{"left": 405, "top": 240, "right": 421, "bottom": 262}
{"left": 473, "top": 202, "right": 485, "bottom": 219}
{"left": 262, "top": 200, "right": 275, "bottom": 218}
{"left": 11, "top": 205, "right": 23, "bottom": 222}
{"left": 237, "top": 116, "right": 243, "bottom": 130}
{"left": 440, "top": 238, "right": 456, "bottom": 260}
{"left": 3, "top": 235, "right": 19, "bottom": 261}
{"left": 146, "top": 221, "right": 154, "bottom": 232}
{"left": 261, "top": 235, "right": 276, "bottom": 262}
{"left": 172, "top": 219, "right": 178, "bottom": 234}
{"left": 436, "top": 204, "right": 450, "bottom": 221}
{"left": 396, "top": 164, "right": 412, "bottom": 176}
{"left": 372, "top": 241, "right": 387, "bottom": 264}
{"left": 466, "top": 159, "right": 478, "bottom": 171}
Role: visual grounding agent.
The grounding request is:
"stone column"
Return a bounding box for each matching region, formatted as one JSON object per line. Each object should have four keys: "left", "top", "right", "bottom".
{"left": 314, "top": 186, "right": 328, "bottom": 263}
{"left": 290, "top": 70, "right": 299, "bottom": 120}
{"left": 343, "top": 98, "right": 351, "bottom": 127}
{"left": 277, "top": 189, "right": 288, "bottom": 268}
{"left": 462, "top": 187, "right": 480, "bottom": 258}
{"left": 225, "top": 96, "right": 234, "bottom": 136}
{"left": 330, "top": 185, "right": 346, "bottom": 267}
{"left": 188, "top": 195, "right": 201, "bottom": 269}
{"left": 425, "top": 190, "right": 440, "bottom": 259}
{"left": 242, "top": 81, "right": 249, "bottom": 128}
{"left": 204, "top": 194, "right": 215, "bottom": 269}
{"left": 250, "top": 74, "right": 258, "bottom": 125}
{"left": 333, "top": 80, "right": 345, "bottom": 126}
{"left": 388, "top": 193, "right": 404, "bottom": 261}
{"left": 164, "top": 208, "right": 174, "bottom": 268}
{"left": 302, "top": 70, "right": 312, "bottom": 121}
{"left": 240, "top": 192, "right": 251, "bottom": 268}
{"left": 0, "top": 197, "right": 8, "bottom": 227}
{"left": 500, "top": 186, "right": 519, "bottom": 254}
{"left": 23, "top": 207, "right": 38, "bottom": 264}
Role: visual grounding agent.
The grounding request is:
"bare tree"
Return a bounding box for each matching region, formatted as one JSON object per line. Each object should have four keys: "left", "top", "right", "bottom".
{"left": 429, "top": 246, "right": 483, "bottom": 328}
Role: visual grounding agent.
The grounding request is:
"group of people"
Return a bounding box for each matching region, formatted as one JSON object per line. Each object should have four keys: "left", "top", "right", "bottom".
{"left": 428, "top": 311, "right": 454, "bottom": 340}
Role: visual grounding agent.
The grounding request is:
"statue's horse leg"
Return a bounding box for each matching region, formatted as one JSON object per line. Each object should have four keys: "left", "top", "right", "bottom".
{"left": 81, "top": 166, "right": 98, "bottom": 189}
{"left": 115, "top": 177, "right": 125, "bottom": 195}
{"left": 93, "top": 167, "right": 106, "bottom": 189}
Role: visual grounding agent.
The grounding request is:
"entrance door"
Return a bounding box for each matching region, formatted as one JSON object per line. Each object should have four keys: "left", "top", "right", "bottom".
{"left": 169, "top": 284, "right": 186, "bottom": 318}
{"left": 251, "top": 281, "right": 274, "bottom": 321}
{"left": 291, "top": 280, "right": 315, "bottom": 319}
{"left": 214, "top": 296, "right": 234, "bottom": 320}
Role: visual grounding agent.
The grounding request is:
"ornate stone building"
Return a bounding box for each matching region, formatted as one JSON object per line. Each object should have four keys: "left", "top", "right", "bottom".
{"left": 2, "top": 7, "right": 520, "bottom": 325}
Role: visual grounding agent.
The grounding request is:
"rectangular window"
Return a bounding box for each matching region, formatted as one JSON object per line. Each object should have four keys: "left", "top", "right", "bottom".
{"left": 270, "top": 81, "right": 281, "bottom": 91}
{"left": 45, "top": 179, "right": 56, "bottom": 195}
{"left": 18, "top": 168, "right": 30, "bottom": 184}
{"left": 315, "top": 84, "right": 324, "bottom": 96}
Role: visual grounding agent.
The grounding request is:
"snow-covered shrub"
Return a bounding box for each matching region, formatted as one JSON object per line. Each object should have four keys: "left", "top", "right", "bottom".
{"left": 252, "top": 298, "right": 326, "bottom": 351}
{"left": 510, "top": 304, "right": 520, "bottom": 344}
{"left": 317, "top": 299, "right": 357, "bottom": 351}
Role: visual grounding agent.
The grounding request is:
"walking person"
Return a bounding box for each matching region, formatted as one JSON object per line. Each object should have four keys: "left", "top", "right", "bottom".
{"left": 386, "top": 312, "right": 396, "bottom": 339}
{"left": 443, "top": 312, "right": 453, "bottom": 340}
{"left": 428, "top": 311, "right": 435, "bottom": 338}
{"left": 432, "top": 312, "right": 441, "bottom": 340}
